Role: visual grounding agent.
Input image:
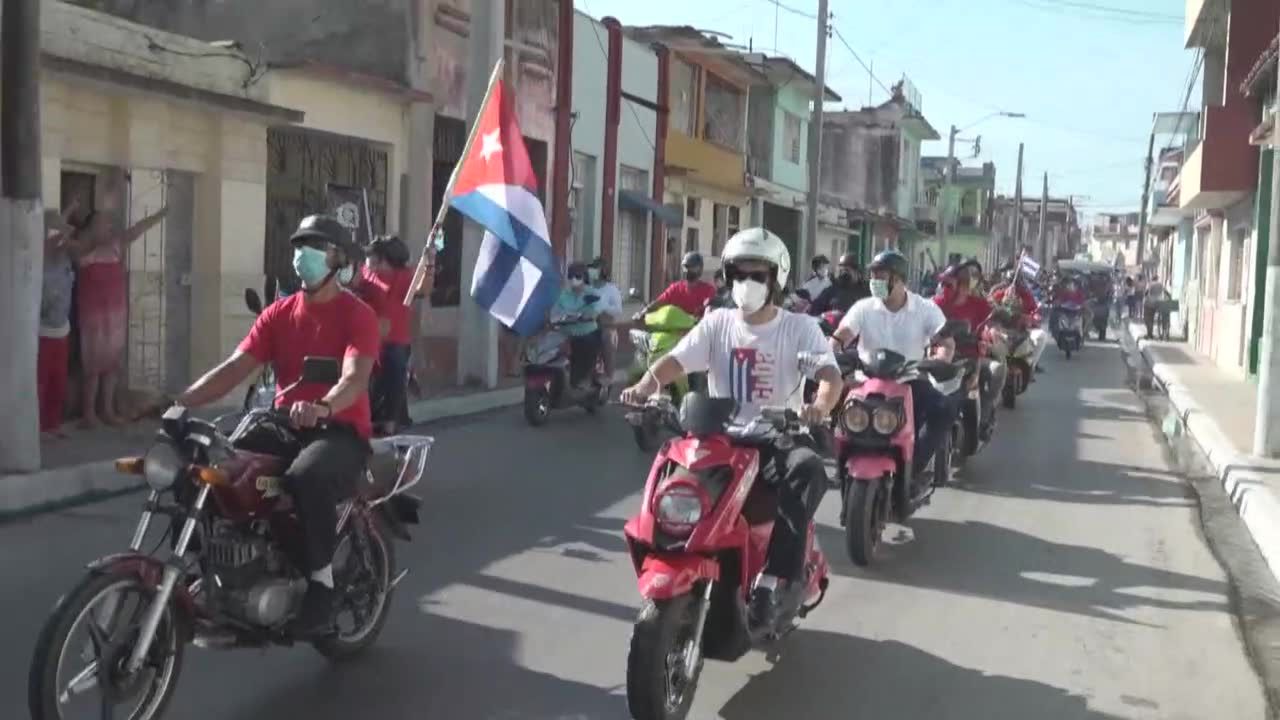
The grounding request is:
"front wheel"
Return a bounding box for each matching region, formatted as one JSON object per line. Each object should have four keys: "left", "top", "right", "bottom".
{"left": 1001, "top": 379, "right": 1017, "bottom": 409}
{"left": 844, "top": 479, "right": 884, "bottom": 567}
{"left": 523, "top": 389, "right": 550, "bottom": 426}
{"left": 626, "top": 594, "right": 703, "bottom": 720}
{"left": 632, "top": 414, "right": 662, "bottom": 453}
{"left": 29, "top": 571, "right": 184, "bottom": 720}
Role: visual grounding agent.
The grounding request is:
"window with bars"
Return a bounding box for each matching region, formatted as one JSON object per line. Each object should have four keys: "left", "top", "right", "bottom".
{"left": 1227, "top": 228, "right": 1246, "bottom": 302}
{"left": 703, "top": 74, "right": 744, "bottom": 150}
{"left": 671, "top": 58, "right": 698, "bottom": 136}
{"left": 783, "top": 112, "right": 803, "bottom": 164}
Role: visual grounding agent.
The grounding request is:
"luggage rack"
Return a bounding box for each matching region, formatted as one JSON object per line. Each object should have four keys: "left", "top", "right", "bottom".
{"left": 367, "top": 435, "right": 434, "bottom": 503}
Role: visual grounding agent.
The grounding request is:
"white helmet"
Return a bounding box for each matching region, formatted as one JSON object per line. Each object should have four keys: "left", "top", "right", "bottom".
{"left": 721, "top": 227, "right": 792, "bottom": 288}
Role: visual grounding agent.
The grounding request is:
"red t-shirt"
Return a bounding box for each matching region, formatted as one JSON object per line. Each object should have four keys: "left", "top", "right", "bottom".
{"left": 1055, "top": 288, "right": 1086, "bottom": 306}
{"left": 238, "top": 291, "right": 380, "bottom": 439}
{"left": 352, "top": 267, "right": 387, "bottom": 320}
{"left": 655, "top": 280, "right": 717, "bottom": 317}
{"left": 374, "top": 266, "right": 416, "bottom": 345}
{"left": 935, "top": 288, "right": 993, "bottom": 357}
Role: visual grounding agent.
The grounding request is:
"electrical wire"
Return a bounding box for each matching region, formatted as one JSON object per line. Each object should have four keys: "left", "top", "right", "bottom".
{"left": 581, "top": 1, "right": 657, "bottom": 151}
{"left": 1014, "top": 0, "right": 1181, "bottom": 22}
{"left": 831, "top": 26, "right": 892, "bottom": 98}
{"left": 758, "top": 0, "right": 818, "bottom": 20}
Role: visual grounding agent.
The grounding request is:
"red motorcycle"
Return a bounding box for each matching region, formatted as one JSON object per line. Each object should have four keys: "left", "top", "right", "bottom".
{"left": 29, "top": 358, "right": 428, "bottom": 720}
{"left": 622, "top": 387, "right": 831, "bottom": 720}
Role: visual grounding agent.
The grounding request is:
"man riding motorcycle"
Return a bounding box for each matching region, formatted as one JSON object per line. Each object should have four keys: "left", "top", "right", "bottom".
{"left": 552, "top": 262, "right": 607, "bottom": 389}
{"left": 809, "top": 252, "right": 871, "bottom": 315}
{"left": 934, "top": 259, "right": 1005, "bottom": 439}
{"left": 635, "top": 251, "right": 717, "bottom": 319}
{"left": 989, "top": 267, "right": 1049, "bottom": 375}
{"left": 173, "top": 214, "right": 381, "bottom": 637}
{"left": 829, "top": 250, "right": 959, "bottom": 477}
{"left": 620, "top": 227, "right": 843, "bottom": 629}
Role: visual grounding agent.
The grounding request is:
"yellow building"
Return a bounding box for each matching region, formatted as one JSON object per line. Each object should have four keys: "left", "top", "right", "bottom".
{"left": 39, "top": 2, "right": 418, "bottom": 406}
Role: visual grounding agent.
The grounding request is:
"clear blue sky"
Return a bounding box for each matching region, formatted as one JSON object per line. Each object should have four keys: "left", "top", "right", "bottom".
{"left": 577, "top": 0, "right": 1192, "bottom": 219}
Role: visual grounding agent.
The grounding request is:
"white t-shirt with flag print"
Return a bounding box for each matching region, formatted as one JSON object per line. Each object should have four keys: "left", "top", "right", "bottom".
{"left": 670, "top": 308, "right": 837, "bottom": 427}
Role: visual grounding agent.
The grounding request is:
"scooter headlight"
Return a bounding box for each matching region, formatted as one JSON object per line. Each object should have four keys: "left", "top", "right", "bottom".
{"left": 871, "top": 406, "right": 902, "bottom": 435}
{"left": 653, "top": 483, "right": 705, "bottom": 536}
{"left": 841, "top": 402, "right": 870, "bottom": 433}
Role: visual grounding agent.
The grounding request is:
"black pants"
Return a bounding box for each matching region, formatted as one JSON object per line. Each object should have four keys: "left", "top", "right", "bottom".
{"left": 568, "top": 330, "right": 602, "bottom": 386}
{"left": 909, "top": 377, "right": 958, "bottom": 475}
{"left": 373, "top": 343, "right": 411, "bottom": 428}
{"left": 757, "top": 443, "right": 828, "bottom": 582}
{"left": 281, "top": 426, "right": 369, "bottom": 573}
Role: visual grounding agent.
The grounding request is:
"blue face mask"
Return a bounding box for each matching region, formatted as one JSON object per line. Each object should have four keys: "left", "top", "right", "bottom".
{"left": 293, "top": 246, "right": 331, "bottom": 289}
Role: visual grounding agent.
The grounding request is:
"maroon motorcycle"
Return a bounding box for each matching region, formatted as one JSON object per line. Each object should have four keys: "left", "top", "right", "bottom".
{"left": 28, "top": 358, "right": 430, "bottom": 720}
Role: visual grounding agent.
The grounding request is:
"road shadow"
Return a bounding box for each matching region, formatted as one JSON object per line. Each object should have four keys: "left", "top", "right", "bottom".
{"left": 954, "top": 459, "right": 1193, "bottom": 508}
{"left": 207, "top": 613, "right": 626, "bottom": 719}
{"left": 819, "top": 518, "right": 1229, "bottom": 625}
{"left": 719, "top": 630, "right": 1124, "bottom": 720}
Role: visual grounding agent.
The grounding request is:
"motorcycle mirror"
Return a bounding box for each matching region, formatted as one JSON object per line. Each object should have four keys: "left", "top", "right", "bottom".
{"left": 301, "top": 356, "right": 342, "bottom": 385}
{"left": 244, "top": 288, "right": 263, "bottom": 315}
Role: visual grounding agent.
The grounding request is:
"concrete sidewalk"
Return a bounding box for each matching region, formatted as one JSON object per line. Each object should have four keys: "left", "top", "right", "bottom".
{"left": 0, "top": 367, "right": 629, "bottom": 519}
{"left": 1121, "top": 320, "right": 1280, "bottom": 585}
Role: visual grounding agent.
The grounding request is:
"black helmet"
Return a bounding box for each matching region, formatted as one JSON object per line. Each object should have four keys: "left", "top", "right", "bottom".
{"left": 837, "top": 253, "right": 860, "bottom": 270}
{"left": 368, "top": 234, "right": 410, "bottom": 268}
{"left": 290, "top": 214, "right": 358, "bottom": 263}
{"left": 682, "top": 251, "right": 704, "bottom": 270}
{"left": 868, "top": 250, "right": 909, "bottom": 279}
{"left": 811, "top": 254, "right": 830, "bottom": 270}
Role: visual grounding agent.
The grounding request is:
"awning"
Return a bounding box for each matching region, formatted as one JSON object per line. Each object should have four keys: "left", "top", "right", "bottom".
{"left": 619, "top": 190, "right": 684, "bottom": 228}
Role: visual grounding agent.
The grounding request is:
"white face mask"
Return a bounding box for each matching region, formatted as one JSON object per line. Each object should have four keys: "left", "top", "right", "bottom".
{"left": 337, "top": 266, "right": 355, "bottom": 286}
{"left": 869, "top": 278, "right": 890, "bottom": 300}
{"left": 732, "top": 279, "right": 769, "bottom": 314}
{"left": 569, "top": 277, "right": 585, "bottom": 289}
{"left": 817, "top": 265, "right": 830, "bottom": 278}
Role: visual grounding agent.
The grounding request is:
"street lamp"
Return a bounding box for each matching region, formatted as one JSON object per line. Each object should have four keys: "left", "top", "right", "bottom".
{"left": 939, "top": 111, "right": 1025, "bottom": 265}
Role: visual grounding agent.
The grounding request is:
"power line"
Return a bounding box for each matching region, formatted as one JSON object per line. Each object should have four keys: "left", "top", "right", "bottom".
{"left": 758, "top": 0, "right": 817, "bottom": 20}
{"left": 1015, "top": 0, "right": 1181, "bottom": 22}
{"left": 580, "top": 1, "right": 657, "bottom": 151}
{"left": 831, "top": 26, "right": 892, "bottom": 98}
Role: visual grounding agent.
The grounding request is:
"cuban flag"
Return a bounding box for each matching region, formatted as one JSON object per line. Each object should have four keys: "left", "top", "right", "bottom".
{"left": 449, "top": 67, "right": 560, "bottom": 336}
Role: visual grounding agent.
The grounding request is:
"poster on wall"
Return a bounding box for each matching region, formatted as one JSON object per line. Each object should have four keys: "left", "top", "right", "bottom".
{"left": 326, "top": 183, "right": 374, "bottom": 248}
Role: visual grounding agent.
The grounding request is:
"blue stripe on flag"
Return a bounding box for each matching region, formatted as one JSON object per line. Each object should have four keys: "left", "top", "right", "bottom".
{"left": 511, "top": 272, "right": 561, "bottom": 337}
{"left": 451, "top": 191, "right": 557, "bottom": 274}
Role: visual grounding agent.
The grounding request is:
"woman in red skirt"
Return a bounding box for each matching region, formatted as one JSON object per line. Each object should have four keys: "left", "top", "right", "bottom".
{"left": 75, "top": 206, "right": 167, "bottom": 426}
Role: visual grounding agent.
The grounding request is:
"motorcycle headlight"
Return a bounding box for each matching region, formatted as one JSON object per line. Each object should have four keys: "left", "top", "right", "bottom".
{"left": 143, "top": 440, "right": 184, "bottom": 491}
{"left": 653, "top": 484, "right": 705, "bottom": 536}
{"left": 871, "top": 406, "right": 902, "bottom": 435}
{"left": 841, "top": 402, "right": 870, "bottom": 433}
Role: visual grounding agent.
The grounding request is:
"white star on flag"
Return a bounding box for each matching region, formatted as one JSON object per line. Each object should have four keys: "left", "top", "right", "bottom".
{"left": 480, "top": 129, "right": 503, "bottom": 163}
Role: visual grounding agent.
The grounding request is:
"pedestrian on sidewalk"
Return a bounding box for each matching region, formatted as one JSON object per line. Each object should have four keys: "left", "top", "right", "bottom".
{"left": 368, "top": 235, "right": 418, "bottom": 435}
{"left": 1143, "top": 275, "right": 1168, "bottom": 339}
{"left": 74, "top": 201, "right": 168, "bottom": 427}
{"left": 38, "top": 206, "right": 82, "bottom": 438}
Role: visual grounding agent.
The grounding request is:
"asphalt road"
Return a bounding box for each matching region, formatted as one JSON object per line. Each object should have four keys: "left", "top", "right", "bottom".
{"left": 0, "top": 339, "right": 1266, "bottom": 719}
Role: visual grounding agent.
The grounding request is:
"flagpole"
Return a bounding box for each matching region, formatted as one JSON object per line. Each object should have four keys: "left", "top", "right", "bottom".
{"left": 404, "top": 58, "right": 507, "bottom": 306}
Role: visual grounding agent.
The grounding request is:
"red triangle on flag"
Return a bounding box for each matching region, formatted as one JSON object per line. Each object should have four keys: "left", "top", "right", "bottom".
{"left": 451, "top": 75, "right": 539, "bottom": 198}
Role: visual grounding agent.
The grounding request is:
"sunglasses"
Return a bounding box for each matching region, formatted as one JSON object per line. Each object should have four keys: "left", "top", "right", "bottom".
{"left": 729, "top": 269, "right": 770, "bottom": 284}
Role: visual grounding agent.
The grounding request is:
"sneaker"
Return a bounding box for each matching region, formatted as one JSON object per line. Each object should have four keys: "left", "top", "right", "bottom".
{"left": 291, "top": 581, "right": 337, "bottom": 637}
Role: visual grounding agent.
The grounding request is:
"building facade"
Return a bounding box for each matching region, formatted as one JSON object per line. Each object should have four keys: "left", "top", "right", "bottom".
{"left": 916, "top": 158, "right": 997, "bottom": 269}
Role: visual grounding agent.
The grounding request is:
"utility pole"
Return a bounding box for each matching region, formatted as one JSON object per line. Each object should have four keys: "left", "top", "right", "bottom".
{"left": 1012, "top": 143, "right": 1024, "bottom": 257}
{"left": 0, "top": 0, "right": 44, "bottom": 472}
{"left": 1253, "top": 15, "right": 1280, "bottom": 458}
{"left": 1137, "top": 128, "right": 1156, "bottom": 270}
{"left": 1038, "top": 172, "right": 1049, "bottom": 261}
{"left": 938, "top": 125, "right": 957, "bottom": 267}
{"left": 456, "top": 0, "right": 504, "bottom": 389}
{"left": 803, "top": 0, "right": 830, "bottom": 276}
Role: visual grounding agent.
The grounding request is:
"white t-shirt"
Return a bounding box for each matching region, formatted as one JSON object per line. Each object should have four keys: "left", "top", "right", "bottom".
{"left": 801, "top": 274, "right": 831, "bottom": 300}
{"left": 670, "top": 308, "right": 836, "bottom": 426}
{"left": 838, "top": 292, "right": 947, "bottom": 364}
{"left": 593, "top": 282, "right": 624, "bottom": 318}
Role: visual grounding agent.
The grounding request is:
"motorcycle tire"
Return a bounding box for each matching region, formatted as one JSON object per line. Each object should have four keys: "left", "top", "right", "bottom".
{"left": 632, "top": 415, "right": 662, "bottom": 453}
{"left": 627, "top": 594, "right": 702, "bottom": 720}
{"left": 314, "top": 517, "right": 396, "bottom": 661}
{"left": 523, "top": 389, "right": 551, "bottom": 427}
{"left": 1002, "top": 381, "right": 1017, "bottom": 409}
{"left": 29, "top": 570, "right": 184, "bottom": 720}
{"left": 933, "top": 431, "right": 953, "bottom": 487}
{"left": 844, "top": 479, "right": 883, "bottom": 567}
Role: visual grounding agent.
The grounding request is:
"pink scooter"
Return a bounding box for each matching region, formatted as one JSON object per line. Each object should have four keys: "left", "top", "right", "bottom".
{"left": 835, "top": 347, "right": 966, "bottom": 566}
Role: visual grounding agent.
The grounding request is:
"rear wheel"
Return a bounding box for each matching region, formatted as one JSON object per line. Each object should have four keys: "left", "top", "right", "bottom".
{"left": 314, "top": 516, "right": 395, "bottom": 661}
{"left": 844, "top": 479, "right": 883, "bottom": 567}
{"left": 626, "top": 594, "right": 703, "bottom": 720}
{"left": 523, "top": 389, "right": 550, "bottom": 426}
